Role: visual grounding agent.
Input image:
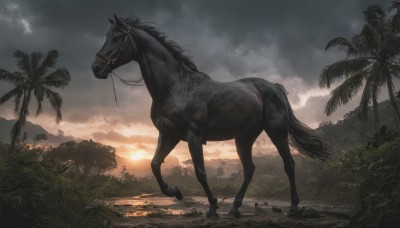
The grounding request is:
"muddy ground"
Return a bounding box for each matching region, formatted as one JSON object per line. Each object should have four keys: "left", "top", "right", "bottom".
{"left": 109, "top": 194, "right": 352, "bottom": 228}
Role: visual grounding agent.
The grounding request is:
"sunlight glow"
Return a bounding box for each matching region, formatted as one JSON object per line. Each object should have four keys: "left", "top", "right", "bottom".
{"left": 130, "top": 151, "right": 147, "bottom": 161}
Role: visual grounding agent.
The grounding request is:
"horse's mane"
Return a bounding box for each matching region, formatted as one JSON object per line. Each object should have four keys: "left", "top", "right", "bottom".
{"left": 124, "top": 17, "right": 210, "bottom": 79}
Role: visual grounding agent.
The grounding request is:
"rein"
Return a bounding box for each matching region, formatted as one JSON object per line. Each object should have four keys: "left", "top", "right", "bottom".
{"left": 110, "top": 72, "right": 143, "bottom": 106}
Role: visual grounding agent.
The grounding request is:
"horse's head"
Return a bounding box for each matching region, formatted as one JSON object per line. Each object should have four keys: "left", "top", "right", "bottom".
{"left": 92, "top": 15, "right": 138, "bottom": 79}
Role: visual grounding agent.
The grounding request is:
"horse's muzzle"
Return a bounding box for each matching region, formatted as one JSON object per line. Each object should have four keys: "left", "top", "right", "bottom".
{"left": 91, "top": 61, "right": 108, "bottom": 79}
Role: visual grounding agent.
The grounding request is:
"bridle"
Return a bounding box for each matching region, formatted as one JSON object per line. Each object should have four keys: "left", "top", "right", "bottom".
{"left": 95, "top": 24, "right": 137, "bottom": 71}
{"left": 95, "top": 22, "right": 142, "bottom": 105}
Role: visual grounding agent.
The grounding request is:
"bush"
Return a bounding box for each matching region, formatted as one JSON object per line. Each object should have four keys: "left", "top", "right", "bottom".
{"left": 341, "top": 138, "right": 400, "bottom": 227}
{"left": 0, "top": 146, "right": 119, "bottom": 228}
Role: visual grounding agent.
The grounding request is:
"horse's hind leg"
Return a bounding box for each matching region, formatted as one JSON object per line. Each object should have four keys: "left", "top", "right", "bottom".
{"left": 151, "top": 133, "right": 182, "bottom": 200}
{"left": 228, "top": 124, "right": 263, "bottom": 218}
{"left": 264, "top": 113, "right": 299, "bottom": 210}
{"left": 187, "top": 131, "right": 219, "bottom": 218}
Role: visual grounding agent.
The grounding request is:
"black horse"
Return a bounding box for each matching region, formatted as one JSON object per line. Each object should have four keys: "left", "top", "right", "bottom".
{"left": 92, "top": 15, "right": 329, "bottom": 218}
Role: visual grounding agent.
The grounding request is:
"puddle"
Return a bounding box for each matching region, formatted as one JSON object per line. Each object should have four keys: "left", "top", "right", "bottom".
{"left": 107, "top": 193, "right": 352, "bottom": 218}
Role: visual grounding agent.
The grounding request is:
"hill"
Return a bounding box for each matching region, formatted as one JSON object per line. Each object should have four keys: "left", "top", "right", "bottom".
{"left": 0, "top": 117, "right": 76, "bottom": 145}
{"left": 316, "top": 100, "right": 396, "bottom": 153}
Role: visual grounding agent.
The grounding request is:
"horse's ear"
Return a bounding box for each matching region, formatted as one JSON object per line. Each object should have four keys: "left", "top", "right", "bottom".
{"left": 113, "top": 14, "right": 124, "bottom": 27}
{"left": 108, "top": 18, "right": 114, "bottom": 24}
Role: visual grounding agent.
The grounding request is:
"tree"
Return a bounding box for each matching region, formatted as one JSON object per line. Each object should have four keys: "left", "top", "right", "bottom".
{"left": 319, "top": 4, "right": 400, "bottom": 133}
{"left": 0, "top": 50, "right": 70, "bottom": 155}
{"left": 48, "top": 140, "right": 117, "bottom": 179}
{"left": 216, "top": 166, "right": 224, "bottom": 178}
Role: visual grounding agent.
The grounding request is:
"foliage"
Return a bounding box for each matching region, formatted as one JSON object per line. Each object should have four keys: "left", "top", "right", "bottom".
{"left": 47, "top": 140, "right": 117, "bottom": 179}
{"left": 0, "top": 145, "right": 119, "bottom": 228}
{"left": 367, "top": 126, "right": 398, "bottom": 149}
{"left": 246, "top": 155, "right": 352, "bottom": 203}
{"left": 317, "top": 100, "right": 396, "bottom": 152}
{"left": 0, "top": 50, "right": 70, "bottom": 154}
{"left": 41, "top": 140, "right": 145, "bottom": 199}
{"left": 341, "top": 135, "right": 400, "bottom": 227}
{"left": 320, "top": 3, "right": 400, "bottom": 132}
{"left": 158, "top": 155, "right": 353, "bottom": 204}
{"left": 71, "top": 172, "right": 142, "bottom": 199}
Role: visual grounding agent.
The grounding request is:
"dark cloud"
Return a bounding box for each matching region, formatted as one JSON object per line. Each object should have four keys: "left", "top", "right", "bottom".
{"left": 181, "top": 0, "right": 391, "bottom": 81}
{"left": 0, "top": 0, "right": 394, "bottom": 133}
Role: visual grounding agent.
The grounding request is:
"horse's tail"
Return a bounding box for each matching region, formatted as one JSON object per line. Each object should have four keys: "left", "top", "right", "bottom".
{"left": 275, "top": 83, "right": 330, "bottom": 161}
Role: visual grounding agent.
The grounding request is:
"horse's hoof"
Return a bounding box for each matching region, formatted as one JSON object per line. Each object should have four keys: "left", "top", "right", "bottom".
{"left": 289, "top": 206, "right": 298, "bottom": 213}
{"left": 206, "top": 210, "right": 219, "bottom": 219}
{"left": 287, "top": 206, "right": 299, "bottom": 217}
{"left": 171, "top": 185, "right": 183, "bottom": 200}
{"left": 227, "top": 208, "right": 240, "bottom": 219}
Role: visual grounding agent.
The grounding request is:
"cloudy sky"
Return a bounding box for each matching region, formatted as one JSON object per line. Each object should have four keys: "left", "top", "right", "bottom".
{"left": 0, "top": 0, "right": 393, "bottom": 162}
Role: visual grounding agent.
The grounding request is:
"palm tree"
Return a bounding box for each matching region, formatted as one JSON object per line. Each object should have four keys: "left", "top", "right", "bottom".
{"left": 0, "top": 50, "right": 70, "bottom": 155}
{"left": 319, "top": 5, "right": 400, "bottom": 133}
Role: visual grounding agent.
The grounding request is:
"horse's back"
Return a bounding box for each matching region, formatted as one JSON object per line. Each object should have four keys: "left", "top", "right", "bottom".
{"left": 195, "top": 77, "right": 287, "bottom": 140}
{"left": 233, "top": 77, "right": 290, "bottom": 122}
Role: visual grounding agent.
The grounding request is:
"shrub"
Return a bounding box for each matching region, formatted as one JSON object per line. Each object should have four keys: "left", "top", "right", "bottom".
{"left": 0, "top": 147, "right": 119, "bottom": 228}
{"left": 341, "top": 138, "right": 400, "bottom": 227}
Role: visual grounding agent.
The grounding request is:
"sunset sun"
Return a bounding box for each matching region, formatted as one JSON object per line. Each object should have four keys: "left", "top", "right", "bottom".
{"left": 130, "top": 151, "right": 147, "bottom": 161}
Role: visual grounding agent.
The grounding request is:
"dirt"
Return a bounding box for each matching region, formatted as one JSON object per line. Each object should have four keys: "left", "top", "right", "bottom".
{"left": 113, "top": 211, "right": 350, "bottom": 228}
{"left": 109, "top": 194, "right": 352, "bottom": 228}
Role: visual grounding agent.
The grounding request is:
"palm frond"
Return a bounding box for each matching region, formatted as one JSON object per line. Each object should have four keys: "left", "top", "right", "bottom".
{"left": 319, "top": 58, "right": 371, "bottom": 88}
{"left": 38, "top": 50, "right": 59, "bottom": 76}
{"left": 381, "top": 36, "right": 400, "bottom": 57}
{"left": 325, "top": 73, "right": 365, "bottom": 115}
{"left": 36, "top": 101, "right": 43, "bottom": 116}
{"left": 325, "top": 37, "right": 359, "bottom": 57}
{"left": 42, "top": 67, "right": 71, "bottom": 88}
{"left": 13, "top": 50, "right": 31, "bottom": 74}
{"left": 388, "top": 63, "right": 400, "bottom": 78}
{"left": 0, "top": 70, "right": 25, "bottom": 85}
{"left": 351, "top": 35, "right": 376, "bottom": 57}
{"left": 0, "top": 87, "right": 23, "bottom": 105}
{"left": 44, "top": 88, "right": 63, "bottom": 123}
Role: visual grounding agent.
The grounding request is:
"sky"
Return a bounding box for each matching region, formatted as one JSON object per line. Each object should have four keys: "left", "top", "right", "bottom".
{"left": 0, "top": 0, "right": 393, "bottom": 163}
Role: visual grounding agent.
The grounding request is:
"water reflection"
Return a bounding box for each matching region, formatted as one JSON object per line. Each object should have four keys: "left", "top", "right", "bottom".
{"left": 107, "top": 193, "right": 352, "bottom": 218}
{"left": 109, "top": 194, "right": 191, "bottom": 217}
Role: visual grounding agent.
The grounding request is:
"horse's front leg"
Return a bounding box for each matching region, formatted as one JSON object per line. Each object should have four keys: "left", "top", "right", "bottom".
{"left": 187, "top": 131, "right": 219, "bottom": 218}
{"left": 151, "top": 133, "right": 182, "bottom": 200}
